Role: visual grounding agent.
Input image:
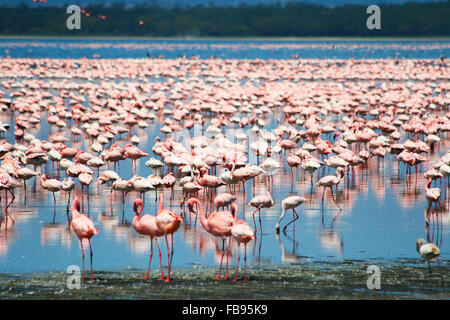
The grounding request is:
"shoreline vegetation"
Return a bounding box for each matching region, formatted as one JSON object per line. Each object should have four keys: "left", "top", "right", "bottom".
{"left": 0, "top": 2, "right": 449, "bottom": 37}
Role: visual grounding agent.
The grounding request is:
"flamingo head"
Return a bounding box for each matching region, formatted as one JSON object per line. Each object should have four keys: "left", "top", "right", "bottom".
{"left": 187, "top": 198, "right": 198, "bottom": 213}
{"left": 133, "top": 198, "right": 144, "bottom": 215}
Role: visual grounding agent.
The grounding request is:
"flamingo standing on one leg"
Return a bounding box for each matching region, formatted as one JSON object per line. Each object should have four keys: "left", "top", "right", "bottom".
{"left": 132, "top": 198, "right": 165, "bottom": 280}
{"left": 188, "top": 197, "right": 235, "bottom": 280}
{"left": 71, "top": 195, "right": 98, "bottom": 280}
{"left": 156, "top": 193, "right": 183, "bottom": 282}
{"left": 275, "top": 195, "right": 306, "bottom": 234}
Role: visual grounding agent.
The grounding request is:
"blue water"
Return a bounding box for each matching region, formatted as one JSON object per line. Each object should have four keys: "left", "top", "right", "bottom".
{"left": 0, "top": 38, "right": 448, "bottom": 277}
{"left": 1, "top": 38, "right": 449, "bottom": 59}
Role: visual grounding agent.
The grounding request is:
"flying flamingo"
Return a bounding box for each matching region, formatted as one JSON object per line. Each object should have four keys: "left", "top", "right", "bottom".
{"left": 132, "top": 198, "right": 165, "bottom": 280}
{"left": 188, "top": 197, "right": 235, "bottom": 280}
{"left": 71, "top": 195, "right": 98, "bottom": 280}
{"left": 156, "top": 193, "right": 183, "bottom": 282}
{"left": 275, "top": 195, "right": 306, "bottom": 234}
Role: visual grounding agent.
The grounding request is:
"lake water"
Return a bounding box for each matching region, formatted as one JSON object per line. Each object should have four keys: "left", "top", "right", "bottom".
{"left": 0, "top": 38, "right": 448, "bottom": 298}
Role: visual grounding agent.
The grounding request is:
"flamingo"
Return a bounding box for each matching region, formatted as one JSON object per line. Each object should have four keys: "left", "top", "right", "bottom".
{"left": 424, "top": 178, "right": 441, "bottom": 223}
{"left": 41, "top": 174, "right": 62, "bottom": 216}
{"left": 248, "top": 191, "right": 273, "bottom": 234}
{"left": 416, "top": 238, "right": 440, "bottom": 276}
{"left": 275, "top": 195, "right": 306, "bottom": 234}
{"left": 156, "top": 193, "right": 183, "bottom": 282}
{"left": 188, "top": 197, "right": 235, "bottom": 280}
{"left": 316, "top": 167, "right": 345, "bottom": 210}
{"left": 71, "top": 195, "right": 98, "bottom": 280}
{"left": 231, "top": 204, "right": 255, "bottom": 282}
{"left": 132, "top": 198, "right": 165, "bottom": 280}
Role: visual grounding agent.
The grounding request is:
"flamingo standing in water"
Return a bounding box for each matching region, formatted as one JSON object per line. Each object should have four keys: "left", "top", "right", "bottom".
{"left": 248, "top": 191, "right": 273, "bottom": 234}
{"left": 41, "top": 174, "right": 62, "bottom": 217}
{"left": 275, "top": 195, "right": 306, "bottom": 234}
{"left": 132, "top": 198, "right": 165, "bottom": 280}
{"left": 424, "top": 178, "right": 441, "bottom": 224}
{"left": 156, "top": 193, "right": 183, "bottom": 282}
{"left": 188, "top": 197, "right": 235, "bottom": 280}
{"left": 416, "top": 238, "right": 440, "bottom": 276}
{"left": 71, "top": 195, "right": 98, "bottom": 280}
{"left": 316, "top": 167, "right": 345, "bottom": 210}
{"left": 231, "top": 204, "right": 255, "bottom": 282}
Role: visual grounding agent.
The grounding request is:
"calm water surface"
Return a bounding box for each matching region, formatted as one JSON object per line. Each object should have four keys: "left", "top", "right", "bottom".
{"left": 0, "top": 40, "right": 448, "bottom": 296}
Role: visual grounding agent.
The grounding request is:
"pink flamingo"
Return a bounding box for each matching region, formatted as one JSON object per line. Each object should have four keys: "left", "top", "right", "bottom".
{"left": 188, "top": 197, "right": 235, "bottom": 280}
{"left": 248, "top": 191, "right": 273, "bottom": 234}
{"left": 41, "top": 174, "right": 62, "bottom": 218}
{"left": 316, "top": 167, "right": 345, "bottom": 210}
{"left": 231, "top": 205, "right": 255, "bottom": 282}
{"left": 156, "top": 193, "right": 183, "bottom": 282}
{"left": 132, "top": 198, "right": 165, "bottom": 280}
{"left": 124, "top": 144, "right": 149, "bottom": 175}
{"left": 424, "top": 178, "right": 441, "bottom": 224}
{"left": 71, "top": 195, "right": 98, "bottom": 280}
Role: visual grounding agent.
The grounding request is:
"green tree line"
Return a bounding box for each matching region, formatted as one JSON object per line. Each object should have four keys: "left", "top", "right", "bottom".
{"left": 0, "top": 1, "right": 449, "bottom": 37}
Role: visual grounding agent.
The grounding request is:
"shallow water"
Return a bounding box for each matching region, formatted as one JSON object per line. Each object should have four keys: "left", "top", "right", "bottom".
{"left": 0, "top": 39, "right": 449, "bottom": 299}
{"left": 1, "top": 259, "right": 448, "bottom": 299}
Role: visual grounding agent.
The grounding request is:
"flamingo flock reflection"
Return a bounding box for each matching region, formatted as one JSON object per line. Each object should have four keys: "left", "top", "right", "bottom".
{"left": 0, "top": 55, "right": 448, "bottom": 282}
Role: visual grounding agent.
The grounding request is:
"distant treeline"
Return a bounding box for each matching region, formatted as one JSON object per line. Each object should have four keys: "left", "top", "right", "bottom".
{"left": 0, "top": 1, "right": 449, "bottom": 36}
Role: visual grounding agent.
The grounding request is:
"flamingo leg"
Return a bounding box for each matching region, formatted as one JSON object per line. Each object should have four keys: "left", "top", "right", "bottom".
{"left": 243, "top": 243, "right": 248, "bottom": 282}
{"left": 283, "top": 208, "right": 300, "bottom": 233}
{"left": 89, "top": 239, "right": 94, "bottom": 280}
{"left": 156, "top": 239, "right": 164, "bottom": 280}
{"left": 80, "top": 239, "right": 85, "bottom": 281}
{"left": 216, "top": 238, "right": 225, "bottom": 280}
{"left": 225, "top": 237, "right": 231, "bottom": 280}
{"left": 144, "top": 238, "right": 153, "bottom": 280}
{"left": 233, "top": 243, "right": 241, "bottom": 282}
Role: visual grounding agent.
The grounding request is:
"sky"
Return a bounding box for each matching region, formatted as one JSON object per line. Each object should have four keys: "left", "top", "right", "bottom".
{"left": 2, "top": 0, "right": 447, "bottom": 7}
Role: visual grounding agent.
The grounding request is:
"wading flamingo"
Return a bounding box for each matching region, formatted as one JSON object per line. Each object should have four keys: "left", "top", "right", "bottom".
{"left": 71, "top": 195, "right": 98, "bottom": 280}
{"left": 156, "top": 193, "right": 183, "bottom": 282}
{"left": 132, "top": 198, "right": 165, "bottom": 280}
{"left": 275, "top": 195, "right": 307, "bottom": 234}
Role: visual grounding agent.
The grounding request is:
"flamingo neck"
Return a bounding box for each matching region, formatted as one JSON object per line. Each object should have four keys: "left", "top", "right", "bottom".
{"left": 425, "top": 178, "right": 431, "bottom": 191}
{"left": 158, "top": 193, "right": 164, "bottom": 214}
{"left": 195, "top": 199, "right": 208, "bottom": 231}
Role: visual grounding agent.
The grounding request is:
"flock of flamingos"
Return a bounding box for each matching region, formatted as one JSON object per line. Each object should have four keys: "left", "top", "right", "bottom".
{"left": 0, "top": 56, "right": 448, "bottom": 283}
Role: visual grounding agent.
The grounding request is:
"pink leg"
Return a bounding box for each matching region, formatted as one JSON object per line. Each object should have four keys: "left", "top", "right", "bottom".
{"left": 233, "top": 243, "right": 241, "bottom": 282}
{"left": 89, "top": 239, "right": 94, "bottom": 280}
{"left": 165, "top": 234, "right": 173, "bottom": 282}
{"left": 216, "top": 238, "right": 225, "bottom": 280}
{"left": 144, "top": 238, "right": 153, "bottom": 280}
{"left": 225, "top": 237, "right": 231, "bottom": 280}
{"left": 80, "top": 239, "right": 85, "bottom": 281}
{"left": 243, "top": 243, "right": 248, "bottom": 282}
{"left": 156, "top": 239, "right": 164, "bottom": 280}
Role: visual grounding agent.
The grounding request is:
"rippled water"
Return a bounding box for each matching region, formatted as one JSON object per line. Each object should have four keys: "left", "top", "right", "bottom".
{"left": 0, "top": 39, "right": 449, "bottom": 299}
